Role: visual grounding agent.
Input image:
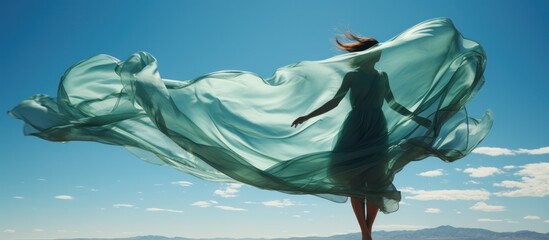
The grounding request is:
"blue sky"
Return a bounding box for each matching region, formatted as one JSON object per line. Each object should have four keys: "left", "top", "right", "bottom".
{"left": 1, "top": 1, "right": 548, "bottom": 239}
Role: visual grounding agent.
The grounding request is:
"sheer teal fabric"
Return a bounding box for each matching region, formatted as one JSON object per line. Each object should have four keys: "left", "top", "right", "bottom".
{"left": 10, "top": 18, "right": 492, "bottom": 213}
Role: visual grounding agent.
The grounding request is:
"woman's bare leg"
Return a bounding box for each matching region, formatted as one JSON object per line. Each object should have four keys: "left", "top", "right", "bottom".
{"left": 351, "top": 197, "right": 372, "bottom": 240}
{"left": 366, "top": 202, "right": 379, "bottom": 236}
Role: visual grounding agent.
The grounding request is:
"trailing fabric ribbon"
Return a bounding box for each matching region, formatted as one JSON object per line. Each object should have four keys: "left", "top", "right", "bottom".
{"left": 10, "top": 18, "right": 492, "bottom": 213}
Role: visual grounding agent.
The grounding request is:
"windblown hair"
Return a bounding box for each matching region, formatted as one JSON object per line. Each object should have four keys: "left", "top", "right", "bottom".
{"left": 336, "top": 32, "right": 379, "bottom": 53}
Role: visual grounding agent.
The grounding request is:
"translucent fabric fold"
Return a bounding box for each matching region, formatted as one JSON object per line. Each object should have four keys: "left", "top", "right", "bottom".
{"left": 10, "top": 18, "right": 492, "bottom": 213}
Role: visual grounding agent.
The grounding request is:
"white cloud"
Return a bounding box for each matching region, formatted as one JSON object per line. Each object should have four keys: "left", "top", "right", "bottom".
{"left": 113, "top": 204, "right": 134, "bottom": 208}
{"left": 191, "top": 200, "right": 244, "bottom": 211}
{"left": 473, "top": 147, "right": 515, "bottom": 156}
{"left": 469, "top": 201, "right": 505, "bottom": 212}
{"left": 503, "top": 165, "right": 516, "bottom": 169}
{"left": 3, "top": 229, "right": 15, "bottom": 233}
{"left": 507, "top": 220, "right": 519, "bottom": 224}
{"left": 425, "top": 208, "right": 441, "bottom": 213}
{"left": 402, "top": 188, "right": 490, "bottom": 201}
{"left": 146, "top": 208, "right": 183, "bottom": 213}
{"left": 463, "top": 167, "right": 503, "bottom": 178}
{"left": 33, "top": 229, "right": 44, "bottom": 232}
{"left": 477, "top": 218, "right": 503, "bottom": 222}
{"left": 262, "top": 199, "right": 295, "bottom": 208}
{"left": 473, "top": 146, "right": 549, "bottom": 156}
{"left": 171, "top": 181, "right": 192, "bottom": 187}
{"left": 544, "top": 220, "right": 549, "bottom": 223}
{"left": 515, "top": 147, "right": 549, "bottom": 155}
{"left": 191, "top": 201, "right": 211, "bottom": 208}
{"left": 494, "top": 162, "right": 549, "bottom": 197}
{"left": 214, "top": 183, "right": 242, "bottom": 198}
{"left": 54, "top": 195, "right": 74, "bottom": 200}
{"left": 13, "top": 196, "right": 24, "bottom": 199}
{"left": 215, "top": 206, "right": 246, "bottom": 211}
{"left": 418, "top": 169, "right": 444, "bottom": 177}
{"left": 465, "top": 180, "right": 480, "bottom": 185}
{"left": 524, "top": 215, "right": 540, "bottom": 220}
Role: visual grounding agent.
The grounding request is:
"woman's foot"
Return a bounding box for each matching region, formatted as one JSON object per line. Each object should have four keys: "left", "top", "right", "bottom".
{"left": 362, "top": 227, "right": 373, "bottom": 240}
{"left": 362, "top": 233, "right": 373, "bottom": 240}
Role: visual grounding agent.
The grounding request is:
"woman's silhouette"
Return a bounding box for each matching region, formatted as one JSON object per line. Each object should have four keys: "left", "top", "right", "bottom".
{"left": 10, "top": 18, "right": 491, "bottom": 240}
{"left": 292, "top": 33, "right": 430, "bottom": 240}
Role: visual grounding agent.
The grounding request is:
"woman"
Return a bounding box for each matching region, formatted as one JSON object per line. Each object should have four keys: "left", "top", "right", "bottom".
{"left": 291, "top": 34, "right": 431, "bottom": 240}
{"left": 10, "top": 18, "right": 491, "bottom": 239}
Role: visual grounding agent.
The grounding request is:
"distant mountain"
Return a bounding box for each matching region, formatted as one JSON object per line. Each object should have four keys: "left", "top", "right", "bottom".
{"left": 373, "top": 225, "right": 548, "bottom": 240}
{"left": 53, "top": 226, "right": 549, "bottom": 240}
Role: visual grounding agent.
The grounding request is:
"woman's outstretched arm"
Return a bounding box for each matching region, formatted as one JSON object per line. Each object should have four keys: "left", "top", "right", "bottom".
{"left": 383, "top": 72, "right": 431, "bottom": 127}
{"left": 291, "top": 74, "right": 353, "bottom": 128}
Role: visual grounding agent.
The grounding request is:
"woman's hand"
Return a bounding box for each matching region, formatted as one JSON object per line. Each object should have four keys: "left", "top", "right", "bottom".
{"left": 291, "top": 116, "right": 309, "bottom": 128}
{"left": 413, "top": 115, "right": 432, "bottom": 128}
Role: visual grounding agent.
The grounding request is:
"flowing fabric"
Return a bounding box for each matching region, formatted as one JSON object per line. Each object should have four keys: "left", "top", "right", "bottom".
{"left": 10, "top": 18, "right": 492, "bottom": 213}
